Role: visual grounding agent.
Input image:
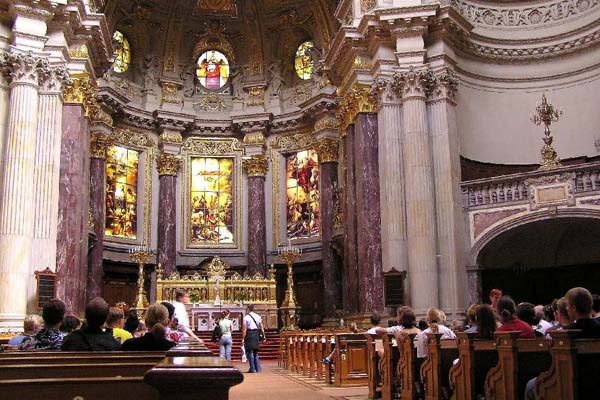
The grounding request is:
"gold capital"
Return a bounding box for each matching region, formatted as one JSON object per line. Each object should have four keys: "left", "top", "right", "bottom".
{"left": 90, "top": 133, "right": 113, "bottom": 160}
{"left": 62, "top": 73, "right": 99, "bottom": 118}
{"left": 243, "top": 156, "right": 269, "bottom": 177}
{"left": 336, "top": 84, "right": 378, "bottom": 136}
{"left": 156, "top": 152, "right": 182, "bottom": 176}
{"left": 315, "top": 138, "right": 340, "bottom": 163}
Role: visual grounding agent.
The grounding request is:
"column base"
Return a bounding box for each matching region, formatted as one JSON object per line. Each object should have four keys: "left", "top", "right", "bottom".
{"left": 0, "top": 315, "right": 26, "bottom": 334}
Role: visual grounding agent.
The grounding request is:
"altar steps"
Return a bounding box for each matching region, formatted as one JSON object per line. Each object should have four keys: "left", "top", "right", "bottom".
{"left": 195, "top": 329, "right": 280, "bottom": 360}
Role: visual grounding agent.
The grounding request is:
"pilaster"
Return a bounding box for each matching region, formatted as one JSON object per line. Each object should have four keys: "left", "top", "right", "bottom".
{"left": 242, "top": 155, "right": 268, "bottom": 276}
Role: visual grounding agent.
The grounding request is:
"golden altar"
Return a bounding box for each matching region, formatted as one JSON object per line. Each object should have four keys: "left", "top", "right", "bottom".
{"left": 156, "top": 256, "right": 279, "bottom": 330}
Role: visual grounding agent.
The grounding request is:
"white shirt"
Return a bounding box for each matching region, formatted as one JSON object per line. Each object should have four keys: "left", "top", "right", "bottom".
{"left": 219, "top": 317, "right": 233, "bottom": 337}
{"left": 366, "top": 327, "right": 379, "bottom": 335}
{"left": 243, "top": 312, "right": 262, "bottom": 330}
{"left": 173, "top": 301, "right": 190, "bottom": 330}
{"left": 417, "top": 325, "right": 456, "bottom": 358}
{"left": 537, "top": 319, "right": 553, "bottom": 334}
{"left": 385, "top": 325, "right": 404, "bottom": 335}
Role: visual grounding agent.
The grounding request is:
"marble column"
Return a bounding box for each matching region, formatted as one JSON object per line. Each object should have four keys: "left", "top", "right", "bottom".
{"left": 316, "top": 138, "right": 340, "bottom": 318}
{"left": 56, "top": 75, "right": 93, "bottom": 316}
{"left": 396, "top": 68, "right": 439, "bottom": 314}
{"left": 156, "top": 152, "right": 182, "bottom": 277}
{"left": 375, "top": 79, "right": 407, "bottom": 273}
{"left": 87, "top": 133, "right": 112, "bottom": 302}
{"left": 428, "top": 70, "right": 468, "bottom": 317}
{"left": 243, "top": 156, "right": 268, "bottom": 276}
{"left": 354, "top": 113, "right": 384, "bottom": 314}
{"left": 466, "top": 265, "right": 483, "bottom": 305}
{"left": 342, "top": 125, "right": 359, "bottom": 314}
{"left": 0, "top": 52, "right": 42, "bottom": 330}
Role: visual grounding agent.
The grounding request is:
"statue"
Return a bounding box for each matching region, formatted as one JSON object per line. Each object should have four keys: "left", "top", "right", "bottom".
{"left": 180, "top": 62, "right": 197, "bottom": 97}
{"left": 267, "top": 62, "right": 284, "bottom": 97}
{"left": 230, "top": 66, "right": 246, "bottom": 100}
{"left": 141, "top": 55, "right": 160, "bottom": 94}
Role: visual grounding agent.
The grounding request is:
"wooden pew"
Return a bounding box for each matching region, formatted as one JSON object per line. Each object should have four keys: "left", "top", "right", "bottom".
{"left": 397, "top": 332, "right": 420, "bottom": 400}
{"left": 0, "top": 361, "right": 157, "bottom": 379}
{"left": 0, "top": 351, "right": 166, "bottom": 365}
{"left": 279, "top": 331, "right": 288, "bottom": 368}
{"left": 449, "top": 332, "right": 498, "bottom": 400}
{"left": 302, "top": 332, "right": 310, "bottom": 376}
{"left": 365, "top": 334, "right": 382, "bottom": 399}
{"left": 333, "top": 332, "right": 369, "bottom": 386}
{"left": 485, "top": 331, "right": 551, "bottom": 400}
{"left": 315, "top": 332, "right": 326, "bottom": 381}
{"left": 379, "top": 333, "right": 400, "bottom": 400}
{"left": 420, "top": 333, "right": 458, "bottom": 400}
{"left": 535, "top": 330, "right": 600, "bottom": 400}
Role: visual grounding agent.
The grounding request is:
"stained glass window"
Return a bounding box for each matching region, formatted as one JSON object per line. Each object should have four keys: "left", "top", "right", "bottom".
{"left": 294, "top": 41, "right": 314, "bottom": 80}
{"left": 112, "top": 31, "right": 131, "bottom": 74}
{"left": 286, "top": 149, "right": 320, "bottom": 239}
{"left": 105, "top": 146, "right": 138, "bottom": 239}
{"left": 190, "top": 157, "right": 234, "bottom": 244}
{"left": 196, "top": 50, "right": 230, "bottom": 90}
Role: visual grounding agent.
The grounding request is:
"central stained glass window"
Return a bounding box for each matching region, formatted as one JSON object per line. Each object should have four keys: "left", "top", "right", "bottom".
{"left": 105, "top": 145, "right": 138, "bottom": 239}
{"left": 196, "top": 50, "right": 230, "bottom": 90}
{"left": 190, "top": 157, "right": 234, "bottom": 244}
{"left": 286, "top": 149, "right": 320, "bottom": 239}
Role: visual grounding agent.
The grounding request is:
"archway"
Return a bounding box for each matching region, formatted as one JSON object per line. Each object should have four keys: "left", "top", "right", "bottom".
{"left": 477, "top": 217, "right": 600, "bottom": 304}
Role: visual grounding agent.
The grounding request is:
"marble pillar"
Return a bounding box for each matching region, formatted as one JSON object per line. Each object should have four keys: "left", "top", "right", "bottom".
{"left": 397, "top": 68, "right": 439, "bottom": 314}
{"left": 342, "top": 125, "right": 359, "bottom": 314}
{"left": 0, "top": 52, "right": 41, "bottom": 330}
{"left": 156, "top": 152, "right": 182, "bottom": 277}
{"left": 377, "top": 84, "right": 407, "bottom": 273}
{"left": 466, "top": 265, "right": 483, "bottom": 305}
{"left": 428, "top": 71, "right": 468, "bottom": 317}
{"left": 243, "top": 157, "right": 268, "bottom": 276}
{"left": 56, "top": 103, "right": 90, "bottom": 316}
{"left": 354, "top": 113, "right": 384, "bottom": 314}
{"left": 87, "top": 134, "right": 111, "bottom": 302}
{"left": 316, "top": 138, "right": 340, "bottom": 318}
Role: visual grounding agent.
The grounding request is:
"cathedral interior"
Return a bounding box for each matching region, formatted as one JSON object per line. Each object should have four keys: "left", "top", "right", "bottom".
{"left": 0, "top": 0, "right": 600, "bottom": 332}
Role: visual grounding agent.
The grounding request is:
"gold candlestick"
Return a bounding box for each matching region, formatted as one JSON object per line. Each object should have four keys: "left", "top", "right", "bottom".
{"left": 129, "top": 244, "right": 153, "bottom": 311}
{"left": 531, "top": 94, "right": 562, "bottom": 170}
{"left": 278, "top": 240, "right": 302, "bottom": 330}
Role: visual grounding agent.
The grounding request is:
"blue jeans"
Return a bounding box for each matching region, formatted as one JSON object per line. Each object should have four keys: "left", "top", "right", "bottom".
{"left": 219, "top": 336, "right": 232, "bottom": 361}
{"left": 247, "top": 349, "right": 261, "bottom": 372}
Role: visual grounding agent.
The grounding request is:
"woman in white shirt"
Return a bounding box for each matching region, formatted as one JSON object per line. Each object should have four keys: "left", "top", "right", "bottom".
{"left": 218, "top": 309, "right": 233, "bottom": 361}
{"left": 416, "top": 308, "right": 456, "bottom": 358}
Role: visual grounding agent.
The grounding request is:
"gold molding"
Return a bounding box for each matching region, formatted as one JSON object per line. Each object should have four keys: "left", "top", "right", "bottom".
{"left": 62, "top": 73, "right": 99, "bottom": 118}
{"left": 69, "top": 44, "right": 89, "bottom": 60}
{"left": 315, "top": 138, "right": 340, "bottom": 164}
{"left": 113, "top": 127, "right": 155, "bottom": 148}
{"left": 161, "top": 81, "right": 182, "bottom": 104}
{"left": 90, "top": 133, "right": 113, "bottom": 160}
{"left": 242, "top": 156, "right": 269, "bottom": 177}
{"left": 159, "top": 131, "right": 183, "bottom": 146}
{"left": 242, "top": 132, "right": 266, "bottom": 146}
{"left": 156, "top": 152, "right": 182, "bottom": 176}
{"left": 336, "top": 84, "right": 378, "bottom": 136}
{"left": 314, "top": 114, "right": 340, "bottom": 133}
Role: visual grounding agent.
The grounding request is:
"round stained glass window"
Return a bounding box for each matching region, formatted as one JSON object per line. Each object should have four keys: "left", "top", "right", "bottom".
{"left": 295, "top": 41, "right": 314, "bottom": 80}
{"left": 196, "top": 50, "right": 230, "bottom": 90}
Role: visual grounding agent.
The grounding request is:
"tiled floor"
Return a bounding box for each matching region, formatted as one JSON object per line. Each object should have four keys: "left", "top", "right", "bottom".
{"left": 229, "top": 361, "right": 369, "bottom": 400}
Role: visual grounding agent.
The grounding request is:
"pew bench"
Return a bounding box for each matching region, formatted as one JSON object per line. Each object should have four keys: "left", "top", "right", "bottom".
{"left": 420, "top": 333, "right": 458, "bottom": 400}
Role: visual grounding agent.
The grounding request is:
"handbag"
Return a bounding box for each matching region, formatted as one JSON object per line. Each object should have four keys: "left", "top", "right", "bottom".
{"left": 249, "top": 314, "right": 266, "bottom": 342}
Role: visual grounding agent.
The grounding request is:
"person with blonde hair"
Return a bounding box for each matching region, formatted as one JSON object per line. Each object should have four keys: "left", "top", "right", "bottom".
{"left": 416, "top": 308, "right": 456, "bottom": 358}
{"left": 122, "top": 303, "right": 176, "bottom": 351}
{"left": 106, "top": 307, "right": 133, "bottom": 344}
{"left": 8, "top": 315, "right": 43, "bottom": 346}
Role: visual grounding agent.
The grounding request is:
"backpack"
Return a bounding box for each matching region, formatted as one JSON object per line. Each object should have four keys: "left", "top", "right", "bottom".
{"left": 211, "top": 323, "right": 222, "bottom": 342}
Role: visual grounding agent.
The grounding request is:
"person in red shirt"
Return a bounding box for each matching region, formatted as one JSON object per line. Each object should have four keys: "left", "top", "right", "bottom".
{"left": 496, "top": 295, "right": 535, "bottom": 339}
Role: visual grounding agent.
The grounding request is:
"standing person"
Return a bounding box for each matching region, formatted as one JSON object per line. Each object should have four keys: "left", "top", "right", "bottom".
{"left": 242, "top": 304, "right": 263, "bottom": 373}
{"left": 489, "top": 289, "right": 502, "bottom": 309}
{"left": 219, "top": 309, "right": 233, "bottom": 361}
{"left": 20, "top": 298, "right": 66, "bottom": 350}
{"left": 172, "top": 289, "right": 203, "bottom": 343}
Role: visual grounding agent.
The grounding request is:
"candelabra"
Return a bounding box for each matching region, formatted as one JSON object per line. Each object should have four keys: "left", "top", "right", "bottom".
{"left": 278, "top": 239, "right": 302, "bottom": 330}
{"left": 531, "top": 93, "right": 563, "bottom": 170}
{"left": 129, "top": 244, "right": 154, "bottom": 312}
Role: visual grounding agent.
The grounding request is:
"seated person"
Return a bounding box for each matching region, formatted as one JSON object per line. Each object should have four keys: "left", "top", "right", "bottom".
{"left": 106, "top": 307, "right": 132, "bottom": 344}
{"left": 8, "top": 315, "right": 43, "bottom": 346}
{"left": 564, "top": 287, "right": 600, "bottom": 338}
{"left": 366, "top": 312, "right": 382, "bottom": 335}
{"left": 123, "top": 312, "right": 140, "bottom": 335}
{"left": 122, "top": 303, "right": 176, "bottom": 351}
{"left": 496, "top": 296, "right": 535, "bottom": 339}
{"left": 61, "top": 297, "right": 121, "bottom": 351}
{"left": 20, "top": 298, "right": 66, "bottom": 350}
{"left": 60, "top": 315, "right": 81, "bottom": 334}
{"left": 517, "top": 302, "right": 545, "bottom": 337}
{"left": 417, "top": 308, "right": 456, "bottom": 358}
{"left": 161, "top": 301, "right": 184, "bottom": 343}
{"left": 374, "top": 306, "right": 413, "bottom": 335}
{"left": 322, "top": 322, "right": 361, "bottom": 365}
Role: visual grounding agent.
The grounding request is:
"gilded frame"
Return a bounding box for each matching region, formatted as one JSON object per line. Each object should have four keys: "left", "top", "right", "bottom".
{"left": 270, "top": 130, "right": 321, "bottom": 248}
{"left": 103, "top": 127, "right": 155, "bottom": 247}
{"left": 181, "top": 137, "right": 243, "bottom": 250}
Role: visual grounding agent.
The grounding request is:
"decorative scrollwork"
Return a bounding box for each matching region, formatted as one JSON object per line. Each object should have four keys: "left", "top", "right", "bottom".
{"left": 156, "top": 152, "right": 182, "bottom": 176}
{"left": 242, "top": 156, "right": 269, "bottom": 177}
{"left": 182, "top": 137, "right": 241, "bottom": 155}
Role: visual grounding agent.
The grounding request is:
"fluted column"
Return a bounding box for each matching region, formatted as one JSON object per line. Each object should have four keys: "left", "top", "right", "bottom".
{"left": 157, "top": 152, "right": 182, "bottom": 277}
{"left": 87, "top": 132, "right": 112, "bottom": 302}
{"left": 395, "top": 68, "right": 439, "bottom": 314}
{"left": 374, "top": 78, "right": 408, "bottom": 274}
{"left": 0, "top": 52, "right": 42, "bottom": 329}
{"left": 243, "top": 156, "right": 268, "bottom": 276}
{"left": 342, "top": 124, "right": 360, "bottom": 315}
{"left": 428, "top": 70, "right": 468, "bottom": 317}
{"left": 316, "top": 137, "right": 340, "bottom": 318}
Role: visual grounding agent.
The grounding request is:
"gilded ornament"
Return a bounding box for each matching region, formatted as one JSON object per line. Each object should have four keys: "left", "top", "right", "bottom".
{"left": 353, "top": 56, "right": 372, "bottom": 70}
{"left": 161, "top": 82, "right": 182, "bottom": 104}
{"left": 243, "top": 156, "right": 269, "bottom": 177}
{"left": 91, "top": 107, "right": 113, "bottom": 126}
{"left": 159, "top": 131, "right": 183, "bottom": 146}
{"left": 182, "top": 137, "right": 241, "bottom": 155}
{"left": 62, "top": 73, "right": 100, "bottom": 118}
{"left": 531, "top": 94, "right": 563, "bottom": 170}
{"left": 195, "top": 92, "right": 227, "bottom": 112}
{"left": 69, "top": 45, "right": 89, "bottom": 60}
{"left": 113, "top": 128, "right": 154, "bottom": 148}
{"left": 156, "top": 152, "right": 182, "bottom": 176}
{"left": 246, "top": 86, "right": 265, "bottom": 107}
{"left": 315, "top": 138, "right": 339, "bottom": 163}
{"left": 90, "top": 133, "right": 113, "bottom": 159}
{"left": 336, "top": 84, "right": 378, "bottom": 136}
{"left": 272, "top": 131, "right": 315, "bottom": 151}
{"left": 243, "top": 132, "right": 266, "bottom": 146}
{"left": 314, "top": 114, "right": 340, "bottom": 133}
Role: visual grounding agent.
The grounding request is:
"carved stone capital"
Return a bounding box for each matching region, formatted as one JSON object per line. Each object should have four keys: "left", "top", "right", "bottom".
{"left": 243, "top": 156, "right": 269, "bottom": 177}
{"left": 336, "top": 84, "right": 378, "bottom": 136}
{"left": 427, "top": 69, "right": 459, "bottom": 104}
{"left": 372, "top": 77, "right": 400, "bottom": 106}
{"left": 316, "top": 138, "right": 340, "bottom": 164}
{"left": 156, "top": 152, "right": 182, "bottom": 176}
{"left": 63, "top": 73, "right": 99, "bottom": 117}
{"left": 392, "top": 66, "right": 430, "bottom": 100}
{"left": 0, "top": 51, "right": 46, "bottom": 86}
{"left": 38, "top": 64, "right": 70, "bottom": 93}
{"left": 90, "top": 133, "right": 113, "bottom": 160}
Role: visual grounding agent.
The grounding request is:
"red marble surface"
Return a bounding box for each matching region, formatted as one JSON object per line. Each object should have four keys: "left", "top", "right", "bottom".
{"left": 158, "top": 174, "right": 177, "bottom": 276}
{"left": 247, "top": 175, "right": 266, "bottom": 276}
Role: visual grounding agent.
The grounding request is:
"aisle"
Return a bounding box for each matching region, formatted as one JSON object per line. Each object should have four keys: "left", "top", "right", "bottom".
{"left": 229, "top": 361, "right": 369, "bottom": 400}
